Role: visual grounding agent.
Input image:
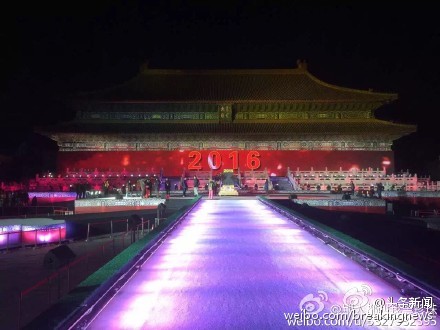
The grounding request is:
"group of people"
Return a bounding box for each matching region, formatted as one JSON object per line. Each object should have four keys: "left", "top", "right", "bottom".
{"left": 137, "top": 176, "right": 161, "bottom": 198}
{"left": 69, "top": 175, "right": 224, "bottom": 199}
{"left": 180, "top": 176, "right": 217, "bottom": 199}
{"left": 0, "top": 190, "right": 31, "bottom": 207}
{"left": 180, "top": 176, "right": 201, "bottom": 197}
{"left": 126, "top": 175, "right": 217, "bottom": 199}
{"left": 354, "top": 182, "right": 385, "bottom": 198}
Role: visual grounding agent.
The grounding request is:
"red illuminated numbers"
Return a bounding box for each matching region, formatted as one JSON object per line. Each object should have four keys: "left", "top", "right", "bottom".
{"left": 188, "top": 151, "right": 261, "bottom": 170}
{"left": 228, "top": 151, "right": 239, "bottom": 169}
{"left": 208, "top": 151, "right": 221, "bottom": 170}
{"left": 246, "top": 151, "right": 261, "bottom": 170}
{"left": 188, "top": 151, "right": 202, "bottom": 170}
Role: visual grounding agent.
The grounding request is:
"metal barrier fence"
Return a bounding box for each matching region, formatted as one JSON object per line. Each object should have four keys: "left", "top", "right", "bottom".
{"left": 85, "top": 218, "right": 152, "bottom": 241}
{"left": 16, "top": 216, "right": 154, "bottom": 329}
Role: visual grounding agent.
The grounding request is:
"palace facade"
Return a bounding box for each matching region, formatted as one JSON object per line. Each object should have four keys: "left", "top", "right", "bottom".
{"left": 38, "top": 61, "right": 416, "bottom": 178}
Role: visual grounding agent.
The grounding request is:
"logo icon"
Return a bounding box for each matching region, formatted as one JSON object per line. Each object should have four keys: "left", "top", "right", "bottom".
{"left": 343, "top": 284, "right": 372, "bottom": 310}
{"left": 299, "top": 291, "right": 328, "bottom": 314}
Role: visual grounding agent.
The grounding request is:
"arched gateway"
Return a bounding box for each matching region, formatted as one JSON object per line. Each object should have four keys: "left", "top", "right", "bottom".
{"left": 37, "top": 61, "right": 415, "bottom": 182}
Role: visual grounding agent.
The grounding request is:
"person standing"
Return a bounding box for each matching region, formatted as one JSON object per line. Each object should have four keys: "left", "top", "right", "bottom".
{"left": 127, "top": 180, "right": 132, "bottom": 197}
{"left": 213, "top": 179, "right": 219, "bottom": 196}
{"left": 103, "top": 180, "right": 110, "bottom": 197}
{"left": 164, "top": 178, "right": 171, "bottom": 199}
{"left": 193, "top": 175, "right": 200, "bottom": 197}
{"left": 146, "top": 177, "right": 153, "bottom": 198}
{"left": 208, "top": 179, "right": 214, "bottom": 199}
{"left": 182, "top": 177, "right": 188, "bottom": 197}
{"left": 377, "top": 182, "right": 384, "bottom": 198}
{"left": 152, "top": 177, "right": 159, "bottom": 198}
{"left": 264, "top": 179, "right": 269, "bottom": 194}
{"left": 369, "top": 185, "right": 375, "bottom": 198}
{"left": 139, "top": 179, "right": 146, "bottom": 198}
{"left": 337, "top": 184, "right": 343, "bottom": 194}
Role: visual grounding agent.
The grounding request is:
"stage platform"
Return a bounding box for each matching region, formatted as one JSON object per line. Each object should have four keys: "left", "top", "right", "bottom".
{"left": 74, "top": 196, "right": 166, "bottom": 214}
{"left": 289, "top": 194, "right": 387, "bottom": 214}
{"left": 0, "top": 218, "right": 66, "bottom": 250}
{"left": 28, "top": 192, "right": 77, "bottom": 203}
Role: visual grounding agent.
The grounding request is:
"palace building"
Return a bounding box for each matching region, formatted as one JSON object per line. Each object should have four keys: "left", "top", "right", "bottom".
{"left": 38, "top": 61, "right": 416, "bottom": 179}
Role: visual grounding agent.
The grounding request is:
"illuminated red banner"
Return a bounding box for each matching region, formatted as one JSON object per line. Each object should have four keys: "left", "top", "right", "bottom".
{"left": 58, "top": 150, "right": 394, "bottom": 176}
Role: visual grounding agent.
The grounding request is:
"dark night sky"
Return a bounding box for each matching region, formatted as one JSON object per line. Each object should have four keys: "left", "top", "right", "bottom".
{"left": 1, "top": 1, "right": 440, "bottom": 176}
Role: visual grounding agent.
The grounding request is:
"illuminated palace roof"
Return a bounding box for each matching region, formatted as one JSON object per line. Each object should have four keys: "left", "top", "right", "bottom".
{"left": 75, "top": 62, "right": 397, "bottom": 103}
{"left": 39, "top": 61, "right": 416, "bottom": 151}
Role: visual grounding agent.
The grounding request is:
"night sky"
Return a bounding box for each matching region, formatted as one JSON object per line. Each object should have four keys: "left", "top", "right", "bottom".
{"left": 1, "top": 2, "right": 440, "bottom": 177}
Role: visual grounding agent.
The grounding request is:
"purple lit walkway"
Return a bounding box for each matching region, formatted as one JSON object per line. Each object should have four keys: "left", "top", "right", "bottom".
{"left": 84, "top": 199, "right": 433, "bottom": 329}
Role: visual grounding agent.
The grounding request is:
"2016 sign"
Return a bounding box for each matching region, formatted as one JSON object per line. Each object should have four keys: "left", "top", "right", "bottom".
{"left": 188, "top": 151, "right": 261, "bottom": 170}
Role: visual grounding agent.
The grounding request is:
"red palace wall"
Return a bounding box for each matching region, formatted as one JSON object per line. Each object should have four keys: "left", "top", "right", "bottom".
{"left": 57, "top": 150, "right": 394, "bottom": 176}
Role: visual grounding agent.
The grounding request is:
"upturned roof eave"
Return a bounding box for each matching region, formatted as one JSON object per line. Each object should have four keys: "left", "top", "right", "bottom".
{"left": 71, "top": 67, "right": 397, "bottom": 103}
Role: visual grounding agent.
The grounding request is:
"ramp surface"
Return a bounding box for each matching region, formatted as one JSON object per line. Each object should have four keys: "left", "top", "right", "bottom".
{"left": 83, "top": 199, "right": 434, "bottom": 329}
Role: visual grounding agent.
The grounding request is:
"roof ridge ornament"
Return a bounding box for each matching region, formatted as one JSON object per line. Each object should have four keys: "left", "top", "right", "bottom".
{"left": 296, "top": 59, "right": 308, "bottom": 71}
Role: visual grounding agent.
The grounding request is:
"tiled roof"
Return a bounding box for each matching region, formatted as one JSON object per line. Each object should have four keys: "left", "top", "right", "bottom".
{"left": 77, "top": 68, "right": 397, "bottom": 103}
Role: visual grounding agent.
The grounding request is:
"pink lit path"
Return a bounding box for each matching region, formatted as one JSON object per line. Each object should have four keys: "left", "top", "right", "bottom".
{"left": 84, "top": 199, "right": 433, "bottom": 329}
